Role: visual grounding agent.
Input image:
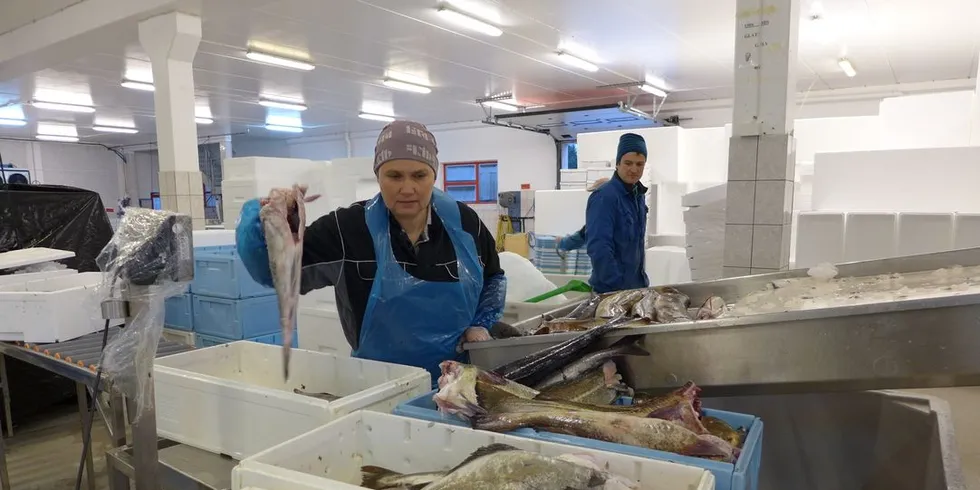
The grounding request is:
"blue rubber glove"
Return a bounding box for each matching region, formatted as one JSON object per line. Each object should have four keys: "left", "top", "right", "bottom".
{"left": 235, "top": 199, "right": 275, "bottom": 288}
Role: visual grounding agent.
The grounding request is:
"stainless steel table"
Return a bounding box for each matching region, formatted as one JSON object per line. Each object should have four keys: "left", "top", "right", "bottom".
{"left": 106, "top": 439, "right": 237, "bottom": 490}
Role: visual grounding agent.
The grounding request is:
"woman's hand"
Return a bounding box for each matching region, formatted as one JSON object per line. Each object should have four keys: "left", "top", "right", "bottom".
{"left": 457, "top": 326, "right": 491, "bottom": 353}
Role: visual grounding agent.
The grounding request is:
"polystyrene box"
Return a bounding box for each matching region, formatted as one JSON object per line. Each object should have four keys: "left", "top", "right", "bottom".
{"left": 297, "top": 305, "right": 350, "bottom": 357}
{"left": 794, "top": 212, "right": 845, "bottom": 268}
{"left": 897, "top": 213, "right": 954, "bottom": 257}
{"left": 844, "top": 212, "right": 898, "bottom": 263}
{"left": 0, "top": 272, "right": 123, "bottom": 342}
{"left": 298, "top": 285, "right": 336, "bottom": 308}
{"left": 153, "top": 341, "right": 429, "bottom": 460}
{"left": 222, "top": 157, "right": 323, "bottom": 183}
{"left": 953, "top": 213, "right": 980, "bottom": 249}
{"left": 232, "top": 411, "right": 716, "bottom": 490}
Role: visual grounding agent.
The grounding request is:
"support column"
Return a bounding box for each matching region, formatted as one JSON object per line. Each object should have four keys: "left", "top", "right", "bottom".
{"left": 969, "top": 55, "right": 980, "bottom": 145}
{"left": 139, "top": 12, "right": 206, "bottom": 229}
{"left": 723, "top": 0, "right": 801, "bottom": 277}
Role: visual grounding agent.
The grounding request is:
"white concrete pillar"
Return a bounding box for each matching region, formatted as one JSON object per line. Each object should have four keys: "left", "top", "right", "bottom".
{"left": 723, "top": 0, "right": 801, "bottom": 277}
{"left": 139, "top": 11, "right": 206, "bottom": 229}
{"left": 969, "top": 55, "right": 980, "bottom": 145}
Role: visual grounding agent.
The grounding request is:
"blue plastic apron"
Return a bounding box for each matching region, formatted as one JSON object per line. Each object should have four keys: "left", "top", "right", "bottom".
{"left": 352, "top": 189, "right": 483, "bottom": 386}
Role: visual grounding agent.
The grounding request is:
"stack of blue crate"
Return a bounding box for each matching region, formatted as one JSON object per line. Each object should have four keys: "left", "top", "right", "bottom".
{"left": 163, "top": 245, "right": 297, "bottom": 349}
{"left": 532, "top": 235, "right": 573, "bottom": 274}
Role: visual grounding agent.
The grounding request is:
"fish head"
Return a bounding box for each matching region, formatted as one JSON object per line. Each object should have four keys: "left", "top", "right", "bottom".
{"left": 433, "top": 361, "right": 486, "bottom": 419}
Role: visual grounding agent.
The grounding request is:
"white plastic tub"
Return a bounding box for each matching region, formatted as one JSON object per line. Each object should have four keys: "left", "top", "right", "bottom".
{"left": 297, "top": 305, "right": 349, "bottom": 357}
{"left": 0, "top": 272, "right": 117, "bottom": 342}
{"left": 234, "top": 411, "right": 716, "bottom": 490}
{"left": 154, "top": 342, "right": 429, "bottom": 459}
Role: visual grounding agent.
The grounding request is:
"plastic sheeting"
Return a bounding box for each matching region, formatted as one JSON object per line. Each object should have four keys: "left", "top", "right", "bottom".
{"left": 0, "top": 183, "right": 113, "bottom": 272}
{"left": 97, "top": 208, "right": 192, "bottom": 421}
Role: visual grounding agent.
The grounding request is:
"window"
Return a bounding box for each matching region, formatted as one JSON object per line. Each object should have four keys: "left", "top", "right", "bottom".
{"left": 562, "top": 142, "right": 578, "bottom": 169}
{"left": 442, "top": 161, "right": 498, "bottom": 204}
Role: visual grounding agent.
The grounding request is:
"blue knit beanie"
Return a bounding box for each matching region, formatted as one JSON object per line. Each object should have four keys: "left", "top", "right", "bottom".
{"left": 616, "top": 133, "right": 647, "bottom": 165}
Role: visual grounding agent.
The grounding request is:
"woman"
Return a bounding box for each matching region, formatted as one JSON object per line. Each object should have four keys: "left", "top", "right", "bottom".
{"left": 236, "top": 120, "right": 506, "bottom": 384}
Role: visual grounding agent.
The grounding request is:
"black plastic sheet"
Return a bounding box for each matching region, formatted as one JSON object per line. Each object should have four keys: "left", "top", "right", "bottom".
{"left": 0, "top": 183, "right": 114, "bottom": 272}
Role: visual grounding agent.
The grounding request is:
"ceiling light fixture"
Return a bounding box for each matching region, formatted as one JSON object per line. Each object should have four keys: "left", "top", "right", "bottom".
{"left": 383, "top": 78, "right": 433, "bottom": 94}
{"left": 245, "top": 50, "right": 315, "bottom": 71}
{"left": 436, "top": 5, "right": 503, "bottom": 37}
{"left": 838, "top": 58, "right": 857, "bottom": 77}
{"left": 557, "top": 51, "right": 599, "bottom": 72}
{"left": 93, "top": 125, "right": 139, "bottom": 134}
{"left": 195, "top": 117, "right": 214, "bottom": 125}
{"left": 0, "top": 118, "right": 27, "bottom": 127}
{"left": 482, "top": 100, "right": 520, "bottom": 112}
{"left": 258, "top": 97, "right": 308, "bottom": 111}
{"left": 36, "top": 135, "right": 79, "bottom": 143}
{"left": 640, "top": 83, "right": 668, "bottom": 98}
{"left": 121, "top": 80, "right": 155, "bottom": 92}
{"left": 358, "top": 112, "right": 396, "bottom": 123}
{"left": 32, "top": 101, "right": 96, "bottom": 113}
{"left": 264, "top": 124, "right": 304, "bottom": 133}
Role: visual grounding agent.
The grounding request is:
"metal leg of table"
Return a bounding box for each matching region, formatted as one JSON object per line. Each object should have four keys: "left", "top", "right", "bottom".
{"left": 105, "top": 446, "right": 130, "bottom": 490}
{"left": 128, "top": 392, "right": 159, "bottom": 490}
{"left": 108, "top": 391, "right": 127, "bottom": 448}
{"left": 75, "top": 383, "right": 97, "bottom": 490}
{"left": 0, "top": 419, "right": 10, "bottom": 490}
{"left": 0, "top": 355, "right": 12, "bottom": 437}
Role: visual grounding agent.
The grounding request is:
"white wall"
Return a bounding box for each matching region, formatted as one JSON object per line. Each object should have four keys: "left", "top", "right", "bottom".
{"left": 0, "top": 139, "right": 123, "bottom": 210}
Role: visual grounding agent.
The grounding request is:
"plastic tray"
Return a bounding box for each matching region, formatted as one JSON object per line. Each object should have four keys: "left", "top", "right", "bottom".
{"left": 192, "top": 250, "right": 274, "bottom": 299}
{"left": 154, "top": 341, "right": 430, "bottom": 460}
{"left": 164, "top": 293, "right": 194, "bottom": 331}
{"left": 233, "top": 411, "right": 716, "bottom": 490}
{"left": 192, "top": 294, "right": 280, "bottom": 340}
{"left": 393, "top": 390, "right": 763, "bottom": 490}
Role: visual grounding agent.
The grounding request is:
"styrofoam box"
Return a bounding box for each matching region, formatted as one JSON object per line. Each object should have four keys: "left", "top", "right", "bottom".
{"left": 559, "top": 169, "right": 588, "bottom": 183}
{"left": 193, "top": 229, "right": 236, "bottom": 248}
{"left": 233, "top": 411, "right": 716, "bottom": 490}
{"left": 0, "top": 272, "right": 122, "bottom": 342}
{"left": 534, "top": 190, "right": 589, "bottom": 236}
{"left": 298, "top": 285, "right": 336, "bottom": 308}
{"left": 954, "top": 213, "right": 980, "bottom": 249}
{"left": 897, "top": 213, "right": 953, "bottom": 257}
{"left": 297, "top": 306, "right": 350, "bottom": 357}
{"left": 223, "top": 157, "right": 323, "bottom": 183}
{"left": 0, "top": 247, "right": 75, "bottom": 271}
{"left": 162, "top": 328, "right": 196, "bottom": 346}
{"left": 0, "top": 269, "right": 76, "bottom": 286}
{"left": 154, "top": 341, "right": 429, "bottom": 459}
{"left": 794, "top": 212, "right": 845, "bottom": 268}
{"left": 844, "top": 212, "right": 897, "bottom": 263}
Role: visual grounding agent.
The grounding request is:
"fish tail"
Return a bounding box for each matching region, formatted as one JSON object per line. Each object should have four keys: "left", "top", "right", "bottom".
{"left": 360, "top": 465, "right": 399, "bottom": 489}
{"left": 684, "top": 434, "right": 738, "bottom": 463}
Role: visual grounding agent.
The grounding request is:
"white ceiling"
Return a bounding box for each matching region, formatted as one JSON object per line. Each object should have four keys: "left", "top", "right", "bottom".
{"left": 0, "top": 0, "right": 978, "bottom": 147}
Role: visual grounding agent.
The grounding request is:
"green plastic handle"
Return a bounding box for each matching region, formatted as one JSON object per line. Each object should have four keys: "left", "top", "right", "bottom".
{"left": 524, "top": 279, "right": 592, "bottom": 303}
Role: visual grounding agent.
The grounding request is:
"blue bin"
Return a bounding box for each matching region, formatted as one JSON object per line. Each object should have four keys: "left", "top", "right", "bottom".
{"left": 164, "top": 294, "right": 194, "bottom": 331}
{"left": 192, "top": 294, "right": 280, "bottom": 339}
{"left": 393, "top": 390, "right": 763, "bottom": 490}
{"left": 192, "top": 250, "right": 274, "bottom": 299}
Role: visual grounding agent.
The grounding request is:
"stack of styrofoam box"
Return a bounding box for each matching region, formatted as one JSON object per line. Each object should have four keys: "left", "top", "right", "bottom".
{"left": 0, "top": 272, "right": 124, "bottom": 343}
{"left": 534, "top": 190, "right": 589, "bottom": 238}
{"left": 221, "top": 157, "right": 326, "bottom": 228}
{"left": 298, "top": 302, "right": 350, "bottom": 357}
{"left": 559, "top": 169, "right": 587, "bottom": 190}
{"left": 586, "top": 167, "right": 614, "bottom": 189}
{"left": 794, "top": 211, "right": 980, "bottom": 268}
{"left": 303, "top": 158, "right": 376, "bottom": 223}
{"left": 682, "top": 184, "right": 727, "bottom": 281}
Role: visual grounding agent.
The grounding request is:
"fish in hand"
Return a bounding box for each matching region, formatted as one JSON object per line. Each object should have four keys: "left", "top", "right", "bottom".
{"left": 532, "top": 336, "right": 649, "bottom": 391}
{"left": 491, "top": 316, "right": 629, "bottom": 387}
{"left": 695, "top": 295, "right": 727, "bottom": 320}
{"left": 537, "top": 361, "right": 632, "bottom": 405}
{"left": 652, "top": 286, "right": 692, "bottom": 323}
{"left": 595, "top": 289, "right": 646, "bottom": 319}
{"left": 260, "top": 184, "right": 320, "bottom": 380}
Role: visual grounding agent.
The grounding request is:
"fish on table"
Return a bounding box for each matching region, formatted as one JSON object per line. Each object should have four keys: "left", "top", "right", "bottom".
{"left": 695, "top": 295, "right": 727, "bottom": 320}
{"left": 652, "top": 286, "right": 692, "bottom": 323}
{"left": 595, "top": 289, "right": 646, "bottom": 319}
{"left": 536, "top": 361, "right": 632, "bottom": 405}
{"left": 531, "top": 337, "right": 649, "bottom": 391}
{"left": 362, "top": 443, "right": 638, "bottom": 489}
{"left": 565, "top": 293, "right": 603, "bottom": 320}
{"left": 260, "top": 184, "right": 319, "bottom": 380}
{"left": 532, "top": 318, "right": 602, "bottom": 336}
{"left": 630, "top": 289, "right": 659, "bottom": 321}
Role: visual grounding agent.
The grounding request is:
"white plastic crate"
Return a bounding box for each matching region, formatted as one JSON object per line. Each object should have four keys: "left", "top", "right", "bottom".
{"left": 298, "top": 286, "right": 336, "bottom": 308}
{"left": 161, "top": 328, "right": 196, "bottom": 346}
{"left": 233, "top": 411, "right": 716, "bottom": 490}
{"left": 0, "top": 247, "right": 75, "bottom": 270}
{"left": 0, "top": 272, "right": 121, "bottom": 343}
{"left": 297, "top": 305, "right": 349, "bottom": 357}
{"left": 154, "top": 342, "right": 429, "bottom": 459}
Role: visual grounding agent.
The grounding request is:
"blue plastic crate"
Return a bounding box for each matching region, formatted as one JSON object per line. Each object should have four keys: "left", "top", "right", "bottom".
{"left": 194, "top": 332, "right": 296, "bottom": 348}
{"left": 192, "top": 294, "right": 280, "bottom": 340}
{"left": 393, "top": 390, "right": 763, "bottom": 490}
{"left": 192, "top": 250, "right": 274, "bottom": 299}
{"left": 164, "top": 293, "right": 194, "bottom": 331}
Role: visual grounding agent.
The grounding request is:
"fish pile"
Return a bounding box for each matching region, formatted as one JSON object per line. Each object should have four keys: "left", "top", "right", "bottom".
{"left": 260, "top": 184, "right": 319, "bottom": 380}
{"left": 432, "top": 323, "right": 746, "bottom": 464}
{"left": 530, "top": 287, "right": 728, "bottom": 336}
{"left": 361, "top": 443, "right": 639, "bottom": 489}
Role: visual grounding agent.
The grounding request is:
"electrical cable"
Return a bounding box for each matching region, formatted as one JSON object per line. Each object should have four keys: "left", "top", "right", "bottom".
{"left": 73, "top": 318, "right": 112, "bottom": 490}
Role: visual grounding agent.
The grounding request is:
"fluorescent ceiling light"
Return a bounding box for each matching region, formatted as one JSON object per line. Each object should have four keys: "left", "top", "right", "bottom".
{"left": 557, "top": 51, "right": 599, "bottom": 72}
{"left": 265, "top": 124, "right": 304, "bottom": 133}
{"left": 436, "top": 6, "right": 502, "bottom": 37}
{"left": 483, "top": 100, "right": 519, "bottom": 112}
{"left": 359, "top": 112, "right": 395, "bottom": 122}
{"left": 640, "top": 83, "right": 668, "bottom": 97}
{"left": 0, "top": 118, "right": 26, "bottom": 127}
{"left": 838, "top": 58, "right": 857, "bottom": 77}
{"left": 245, "top": 50, "right": 315, "bottom": 71}
{"left": 259, "top": 97, "right": 308, "bottom": 111}
{"left": 121, "top": 80, "right": 155, "bottom": 92}
{"left": 383, "top": 78, "right": 432, "bottom": 94}
{"left": 93, "top": 125, "right": 139, "bottom": 134}
{"left": 32, "top": 101, "right": 96, "bottom": 113}
{"left": 36, "top": 135, "right": 79, "bottom": 143}
{"left": 195, "top": 117, "right": 214, "bottom": 125}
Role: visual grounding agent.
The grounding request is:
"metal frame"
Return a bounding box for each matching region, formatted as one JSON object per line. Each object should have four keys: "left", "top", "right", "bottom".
{"left": 106, "top": 437, "right": 237, "bottom": 490}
